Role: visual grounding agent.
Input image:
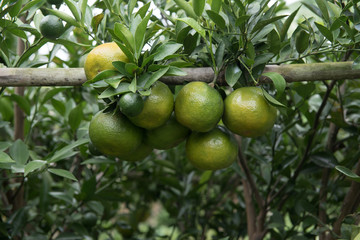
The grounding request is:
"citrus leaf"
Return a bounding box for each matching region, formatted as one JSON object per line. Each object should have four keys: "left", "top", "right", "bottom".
{"left": 295, "top": 30, "right": 310, "bottom": 54}
{"left": 153, "top": 42, "right": 182, "bottom": 62}
{"left": 64, "top": 0, "right": 81, "bottom": 22}
{"left": 114, "top": 22, "right": 135, "bottom": 53}
{"left": 353, "top": 55, "right": 360, "bottom": 70}
{"left": 129, "top": 77, "right": 137, "bottom": 93}
{"left": 81, "top": 0, "right": 88, "bottom": 22}
{"left": 310, "top": 152, "right": 337, "bottom": 168}
{"left": 165, "top": 66, "right": 187, "bottom": 76}
{"left": 83, "top": 70, "right": 120, "bottom": 85}
{"left": 0, "top": 142, "right": 11, "bottom": 152}
{"left": 177, "top": 17, "right": 206, "bottom": 39}
{"left": 0, "top": 152, "right": 15, "bottom": 163}
{"left": 68, "top": 104, "right": 83, "bottom": 132}
{"left": 144, "top": 66, "right": 170, "bottom": 89}
{"left": 104, "top": 78, "right": 122, "bottom": 89}
{"left": 99, "top": 82, "right": 131, "bottom": 98}
{"left": 19, "top": 0, "right": 44, "bottom": 14}
{"left": 10, "top": 139, "right": 29, "bottom": 165}
{"left": 267, "top": 29, "right": 281, "bottom": 54}
{"left": 48, "top": 168, "right": 77, "bottom": 181}
{"left": 225, "top": 63, "right": 242, "bottom": 87}
{"left": 134, "top": 11, "right": 152, "bottom": 59}
{"left": 315, "top": 0, "right": 330, "bottom": 24}
{"left": 136, "top": 2, "right": 150, "bottom": 18}
{"left": 24, "top": 160, "right": 46, "bottom": 176}
{"left": 48, "top": 138, "right": 89, "bottom": 163}
{"left": 262, "top": 72, "right": 286, "bottom": 97}
{"left": 206, "top": 10, "right": 226, "bottom": 31}
{"left": 211, "top": 0, "right": 222, "bottom": 13}
{"left": 215, "top": 41, "right": 225, "bottom": 69}
{"left": 335, "top": 166, "right": 360, "bottom": 182}
{"left": 91, "top": 13, "right": 104, "bottom": 34}
{"left": 315, "top": 22, "right": 333, "bottom": 42}
{"left": 280, "top": 6, "right": 300, "bottom": 41}
{"left": 251, "top": 15, "right": 287, "bottom": 34}
{"left": 193, "top": 0, "right": 205, "bottom": 17}
{"left": 46, "top": 8, "right": 80, "bottom": 27}
{"left": 173, "top": 0, "right": 198, "bottom": 19}
{"left": 10, "top": 94, "right": 31, "bottom": 115}
{"left": 262, "top": 89, "right": 286, "bottom": 108}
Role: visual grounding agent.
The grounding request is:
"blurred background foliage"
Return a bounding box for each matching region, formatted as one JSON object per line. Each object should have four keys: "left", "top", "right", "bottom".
{"left": 1, "top": 0, "right": 360, "bottom": 239}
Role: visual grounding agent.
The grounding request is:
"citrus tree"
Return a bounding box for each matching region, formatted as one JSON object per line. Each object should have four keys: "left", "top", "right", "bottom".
{"left": 1, "top": 0, "right": 360, "bottom": 239}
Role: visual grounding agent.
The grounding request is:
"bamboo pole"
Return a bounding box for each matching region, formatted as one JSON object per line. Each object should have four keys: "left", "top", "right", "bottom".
{"left": 0, "top": 62, "right": 360, "bottom": 86}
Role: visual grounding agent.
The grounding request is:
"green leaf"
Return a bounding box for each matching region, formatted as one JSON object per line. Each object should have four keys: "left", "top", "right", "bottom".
{"left": 0, "top": 142, "right": 11, "bottom": 152}
{"left": 41, "top": 88, "right": 67, "bottom": 104}
{"left": 114, "top": 22, "right": 135, "bottom": 53}
{"left": 9, "top": 0, "right": 23, "bottom": 18}
{"left": 10, "top": 139, "right": 29, "bottom": 165}
{"left": 99, "top": 82, "right": 131, "bottom": 98}
{"left": 280, "top": 7, "right": 300, "bottom": 41}
{"left": 153, "top": 42, "right": 183, "bottom": 62}
{"left": 173, "top": 0, "right": 198, "bottom": 19}
{"left": 262, "top": 88, "right": 286, "bottom": 108}
{"left": 144, "top": 66, "right": 170, "bottom": 89}
{"left": 251, "top": 15, "right": 287, "bottom": 34}
{"left": 295, "top": 30, "right": 310, "bottom": 54}
{"left": 24, "top": 160, "right": 46, "bottom": 176}
{"left": 83, "top": 70, "right": 119, "bottom": 85}
{"left": 315, "top": 22, "right": 333, "bottom": 42}
{"left": 310, "top": 152, "right": 337, "bottom": 168}
{"left": 48, "top": 138, "right": 89, "bottom": 163}
{"left": 81, "top": 0, "right": 88, "bottom": 21}
{"left": 193, "top": 0, "right": 205, "bottom": 17}
{"left": 353, "top": 56, "right": 360, "bottom": 70}
{"left": 315, "top": 0, "right": 330, "bottom": 24}
{"left": 206, "top": 10, "right": 226, "bottom": 31}
{"left": 165, "top": 66, "right": 187, "bottom": 76}
{"left": 81, "top": 158, "right": 116, "bottom": 165}
{"left": 136, "top": 2, "right": 150, "bottom": 18}
{"left": 114, "top": 40, "right": 135, "bottom": 63}
{"left": 211, "top": 0, "right": 222, "bottom": 13}
{"left": 134, "top": 12, "right": 152, "bottom": 59}
{"left": 64, "top": 0, "right": 81, "bottom": 22}
{"left": 177, "top": 17, "right": 206, "bottom": 39}
{"left": 225, "top": 63, "right": 242, "bottom": 88}
{"left": 19, "top": 0, "right": 44, "bottom": 14}
{"left": 0, "top": 152, "right": 15, "bottom": 163}
{"left": 91, "top": 13, "right": 104, "bottom": 34}
{"left": 16, "top": 38, "right": 48, "bottom": 67}
{"left": 129, "top": 77, "right": 137, "bottom": 93}
{"left": 267, "top": 29, "right": 281, "bottom": 54}
{"left": 104, "top": 78, "right": 122, "bottom": 89}
{"left": 215, "top": 41, "right": 225, "bottom": 69}
{"left": 10, "top": 94, "right": 31, "bottom": 115}
{"left": 262, "top": 72, "right": 286, "bottom": 97}
{"left": 68, "top": 104, "right": 83, "bottom": 132}
{"left": 48, "top": 168, "right": 77, "bottom": 181}
{"left": 46, "top": 8, "right": 81, "bottom": 27}
{"left": 335, "top": 166, "right": 360, "bottom": 182}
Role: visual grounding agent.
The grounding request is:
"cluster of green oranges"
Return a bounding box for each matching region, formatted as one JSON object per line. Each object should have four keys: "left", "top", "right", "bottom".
{"left": 85, "top": 43, "right": 277, "bottom": 171}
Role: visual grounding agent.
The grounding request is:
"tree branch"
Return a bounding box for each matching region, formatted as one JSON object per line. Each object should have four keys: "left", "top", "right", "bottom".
{"left": 1, "top": 62, "right": 360, "bottom": 86}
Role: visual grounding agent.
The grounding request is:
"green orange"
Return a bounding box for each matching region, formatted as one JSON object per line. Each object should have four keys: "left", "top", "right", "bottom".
{"left": 223, "top": 87, "right": 277, "bottom": 138}
{"left": 129, "top": 81, "right": 174, "bottom": 129}
{"left": 39, "top": 15, "right": 65, "bottom": 39}
{"left": 186, "top": 126, "right": 238, "bottom": 170}
{"left": 175, "top": 81, "right": 224, "bottom": 132}
{"left": 89, "top": 110, "right": 143, "bottom": 157}
{"left": 145, "top": 114, "right": 190, "bottom": 150}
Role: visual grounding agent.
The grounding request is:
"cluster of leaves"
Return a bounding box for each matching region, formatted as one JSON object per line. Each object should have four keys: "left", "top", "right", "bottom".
{"left": 1, "top": 0, "right": 360, "bottom": 239}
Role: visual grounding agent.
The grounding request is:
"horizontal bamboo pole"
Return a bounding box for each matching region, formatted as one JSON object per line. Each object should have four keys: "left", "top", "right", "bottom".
{"left": 0, "top": 62, "right": 359, "bottom": 87}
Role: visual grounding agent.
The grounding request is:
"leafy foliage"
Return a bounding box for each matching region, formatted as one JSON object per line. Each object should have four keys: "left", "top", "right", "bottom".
{"left": 1, "top": 0, "right": 360, "bottom": 239}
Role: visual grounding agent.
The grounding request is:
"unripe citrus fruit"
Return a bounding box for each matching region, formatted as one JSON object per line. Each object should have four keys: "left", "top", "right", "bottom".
{"left": 119, "top": 92, "right": 144, "bottom": 117}
{"left": 118, "top": 142, "right": 153, "bottom": 162}
{"left": 82, "top": 212, "right": 97, "bottom": 228}
{"left": 89, "top": 110, "right": 143, "bottom": 157}
{"left": 145, "top": 114, "right": 190, "bottom": 150}
{"left": 129, "top": 81, "right": 174, "bottom": 129}
{"left": 175, "top": 82, "right": 224, "bottom": 132}
{"left": 186, "top": 126, "right": 238, "bottom": 170}
{"left": 84, "top": 42, "right": 128, "bottom": 80}
{"left": 39, "top": 15, "right": 65, "bottom": 39}
{"left": 223, "top": 87, "right": 277, "bottom": 138}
